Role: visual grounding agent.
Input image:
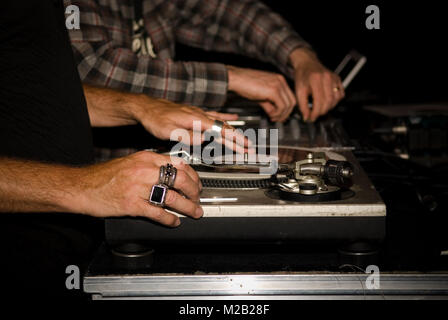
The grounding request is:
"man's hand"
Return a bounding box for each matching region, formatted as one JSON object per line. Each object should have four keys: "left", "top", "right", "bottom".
{"left": 0, "top": 153, "right": 203, "bottom": 227}
{"left": 135, "top": 98, "right": 249, "bottom": 152}
{"left": 227, "top": 66, "right": 296, "bottom": 122}
{"left": 290, "top": 48, "right": 345, "bottom": 122}
{"left": 83, "top": 85, "right": 248, "bottom": 152}
{"left": 76, "top": 151, "right": 201, "bottom": 227}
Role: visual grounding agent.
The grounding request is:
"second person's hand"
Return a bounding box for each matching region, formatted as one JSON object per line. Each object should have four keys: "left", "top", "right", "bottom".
{"left": 227, "top": 65, "right": 296, "bottom": 123}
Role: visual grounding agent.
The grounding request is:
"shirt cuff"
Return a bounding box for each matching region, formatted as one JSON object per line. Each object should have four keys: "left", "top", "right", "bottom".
{"left": 188, "top": 62, "right": 228, "bottom": 108}
{"left": 267, "top": 29, "right": 313, "bottom": 79}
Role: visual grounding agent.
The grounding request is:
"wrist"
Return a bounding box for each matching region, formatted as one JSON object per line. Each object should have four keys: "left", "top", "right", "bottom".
{"left": 226, "top": 65, "right": 239, "bottom": 92}
{"left": 125, "top": 93, "right": 151, "bottom": 123}
{"left": 289, "top": 47, "right": 318, "bottom": 69}
{"left": 57, "top": 166, "right": 95, "bottom": 216}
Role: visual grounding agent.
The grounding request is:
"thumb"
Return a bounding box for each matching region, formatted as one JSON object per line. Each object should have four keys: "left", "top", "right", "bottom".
{"left": 259, "top": 101, "right": 278, "bottom": 121}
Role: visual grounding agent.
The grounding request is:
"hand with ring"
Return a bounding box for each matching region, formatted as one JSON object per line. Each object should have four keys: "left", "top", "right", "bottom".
{"left": 76, "top": 151, "right": 203, "bottom": 227}
{"left": 137, "top": 99, "right": 250, "bottom": 153}
{"left": 149, "top": 163, "right": 177, "bottom": 206}
{"left": 290, "top": 48, "right": 345, "bottom": 122}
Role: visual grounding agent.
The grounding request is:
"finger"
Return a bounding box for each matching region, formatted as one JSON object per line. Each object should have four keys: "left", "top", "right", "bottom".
{"left": 259, "top": 101, "right": 276, "bottom": 119}
{"left": 175, "top": 160, "right": 201, "bottom": 186}
{"left": 278, "top": 88, "right": 293, "bottom": 122}
{"left": 183, "top": 112, "right": 217, "bottom": 131}
{"left": 334, "top": 87, "right": 344, "bottom": 104}
{"left": 140, "top": 204, "right": 181, "bottom": 227}
{"left": 321, "top": 74, "right": 335, "bottom": 115}
{"left": 181, "top": 117, "right": 250, "bottom": 151}
{"left": 327, "top": 75, "right": 344, "bottom": 106}
{"left": 285, "top": 87, "right": 297, "bottom": 121}
{"left": 280, "top": 76, "right": 297, "bottom": 109}
{"left": 164, "top": 189, "right": 203, "bottom": 219}
{"left": 276, "top": 81, "right": 292, "bottom": 119}
{"left": 200, "top": 117, "right": 250, "bottom": 149}
{"left": 213, "top": 135, "right": 249, "bottom": 155}
{"left": 221, "top": 122, "right": 252, "bottom": 148}
{"left": 276, "top": 76, "right": 295, "bottom": 121}
{"left": 309, "top": 77, "right": 325, "bottom": 122}
{"left": 202, "top": 123, "right": 251, "bottom": 152}
{"left": 153, "top": 155, "right": 201, "bottom": 190}
{"left": 207, "top": 122, "right": 252, "bottom": 154}
{"left": 335, "top": 76, "right": 345, "bottom": 101}
{"left": 279, "top": 89, "right": 296, "bottom": 122}
{"left": 297, "top": 87, "right": 311, "bottom": 121}
{"left": 172, "top": 169, "right": 200, "bottom": 201}
{"left": 206, "top": 111, "right": 239, "bottom": 121}
{"left": 266, "top": 86, "right": 286, "bottom": 120}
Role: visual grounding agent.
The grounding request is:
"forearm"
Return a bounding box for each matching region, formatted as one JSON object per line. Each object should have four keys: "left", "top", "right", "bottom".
{"left": 0, "top": 158, "right": 85, "bottom": 214}
{"left": 83, "top": 84, "right": 183, "bottom": 137}
{"left": 83, "top": 84, "right": 144, "bottom": 127}
{"left": 289, "top": 47, "right": 320, "bottom": 69}
{"left": 176, "top": 0, "right": 311, "bottom": 78}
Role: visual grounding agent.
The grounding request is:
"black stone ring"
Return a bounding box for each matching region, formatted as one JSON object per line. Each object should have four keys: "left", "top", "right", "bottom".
{"left": 149, "top": 184, "right": 168, "bottom": 207}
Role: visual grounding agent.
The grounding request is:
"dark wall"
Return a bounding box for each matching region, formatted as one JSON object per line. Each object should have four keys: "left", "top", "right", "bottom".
{"left": 263, "top": 0, "right": 446, "bottom": 104}
{"left": 178, "top": 0, "right": 447, "bottom": 104}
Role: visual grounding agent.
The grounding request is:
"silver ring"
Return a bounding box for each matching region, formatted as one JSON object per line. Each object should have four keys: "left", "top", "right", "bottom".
{"left": 158, "top": 165, "right": 166, "bottom": 185}
{"left": 164, "top": 163, "right": 177, "bottom": 188}
{"left": 211, "top": 120, "right": 224, "bottom": 134}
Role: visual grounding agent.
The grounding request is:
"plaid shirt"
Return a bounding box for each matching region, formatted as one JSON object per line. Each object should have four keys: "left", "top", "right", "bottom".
{"left": 66, "top": 0, "right": 311, "bottom": 108}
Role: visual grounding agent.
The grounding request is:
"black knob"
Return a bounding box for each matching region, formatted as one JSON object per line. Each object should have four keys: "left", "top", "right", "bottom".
{"left": 323, "top": 160, "right": 354, "bottom": 187}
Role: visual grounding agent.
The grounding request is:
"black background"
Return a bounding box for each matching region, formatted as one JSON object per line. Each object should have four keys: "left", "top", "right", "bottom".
{"left": 178, "top": 0, "right": 447, "bottom": 105}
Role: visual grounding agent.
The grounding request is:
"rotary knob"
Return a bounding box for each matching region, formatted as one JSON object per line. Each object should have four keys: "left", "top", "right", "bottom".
{"left": 323, "top": 160, "right": 354, "bottom": 188}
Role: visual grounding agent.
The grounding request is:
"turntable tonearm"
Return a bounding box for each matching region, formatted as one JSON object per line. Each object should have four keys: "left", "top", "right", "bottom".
{"left": 194, "top": 150, "right": 354, "bottom": 203}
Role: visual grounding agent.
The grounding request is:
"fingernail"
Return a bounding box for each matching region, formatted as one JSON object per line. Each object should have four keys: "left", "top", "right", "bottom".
{"left": 174, "top": 218, "right": 181, "bottom": 227}
{"left": 196, "top": 206, "right": 204, "bottom": 217}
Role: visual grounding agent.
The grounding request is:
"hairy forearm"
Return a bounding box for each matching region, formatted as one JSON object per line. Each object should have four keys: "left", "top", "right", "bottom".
{"left": 0, "top": 158, "right": 85, "bottom": 214}
{"left": 82, "top": 84, "right": 180, "bottom": 131}
{"left": 83, "top": 84, "right": 146, "bottom": 127}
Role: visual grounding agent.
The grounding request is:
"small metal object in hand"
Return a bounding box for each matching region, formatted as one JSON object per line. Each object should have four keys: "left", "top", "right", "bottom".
{"left": 150, "top": 163, "right": 177, "bottom": 206}
{"left": 211, "top": 120, "right": 224, "bottom": 134}
{"left": 158, "top": 165, "right": 166, "bottom": 184}
{"left": 158, "top": 163, "right": 177, "bottom": 187}
{"left": 164, "top": 163, "right": 177, "bottom": 188}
